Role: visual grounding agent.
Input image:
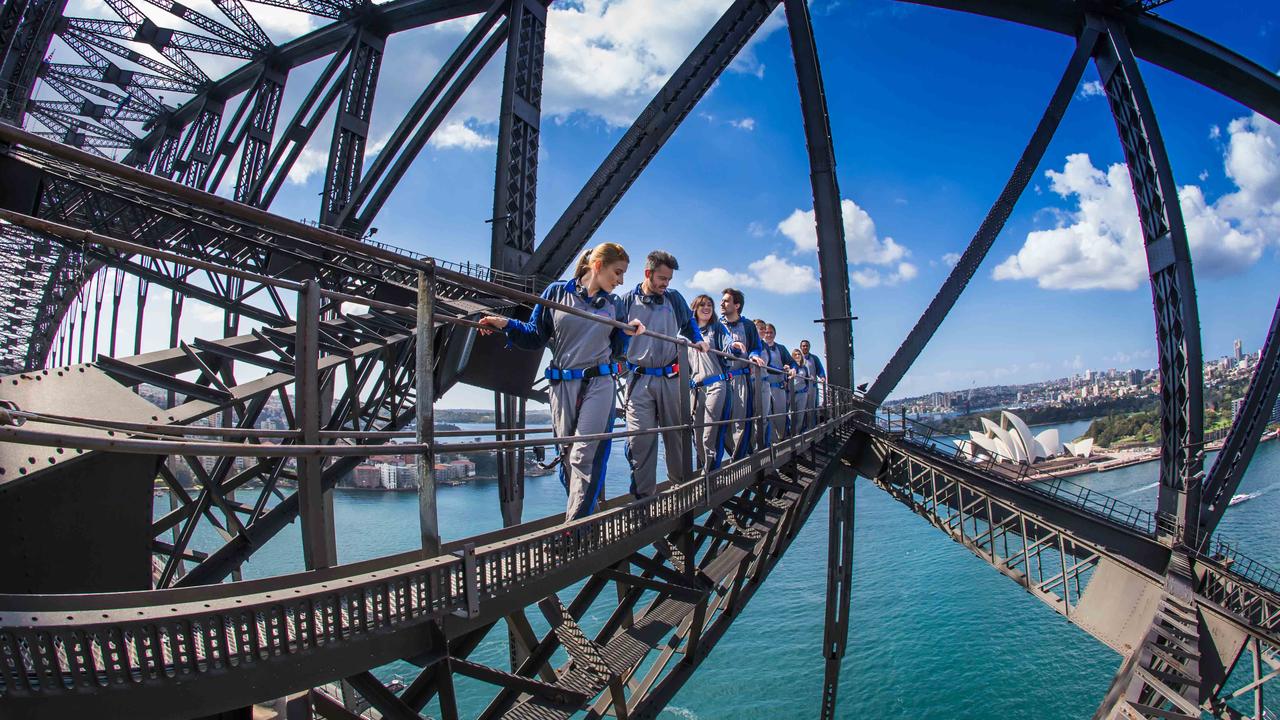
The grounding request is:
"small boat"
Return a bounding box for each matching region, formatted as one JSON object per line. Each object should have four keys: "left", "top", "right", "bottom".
{"left": 1229, "top": 492, "right": 1255, "bottom": 506}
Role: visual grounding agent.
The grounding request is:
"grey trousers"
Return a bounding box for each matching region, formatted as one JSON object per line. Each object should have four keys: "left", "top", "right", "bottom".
{"left": 549, "top": 375, "right": 616, "bottom": 521}
{"left": 794, "top": 389, "right": 811, "bottom": 433}
{"left": 764, "top": 383, "right": 787, "bottom": 445}
{"left": 625, "top": 374, "right": 687, "bottom": 499}
{"left": 692, "top": 380, "right": 728, "bottom": 469}
{"left": 723, "top": 374, "right": 753, "bottom": 460}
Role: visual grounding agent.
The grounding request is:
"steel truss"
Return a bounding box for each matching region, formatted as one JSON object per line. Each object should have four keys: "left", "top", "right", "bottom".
{"left": 856, "top": 422, "right": 1280, "bottom": 719}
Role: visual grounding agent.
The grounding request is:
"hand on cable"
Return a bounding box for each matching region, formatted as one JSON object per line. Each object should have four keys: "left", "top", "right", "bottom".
{"left": 695, "top": 339, "right": 710, "bottom": 353}
{"left": 477, "top": 316, "right": 509, "bottom": 335}
{"left": 750, "top": 356, "right": 767, "bottom": 367}
{"left": 730, "top": 341, "right": 746, "bottom": 354}
{"left": 625, "top": 319, "right": 645, "bottom": 336}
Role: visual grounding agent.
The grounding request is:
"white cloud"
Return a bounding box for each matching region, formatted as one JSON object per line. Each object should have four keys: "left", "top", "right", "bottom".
{"left": 541, "top": 0, "right": 785, "bottom": 126}
{"left": 776, "top": 197, "right": 917, "bottom": 288}
{"left": 1078, "top": 80, "right": 1104, "bottom": 99}
{"left": 850, "top": 261, "right": 918, "bottom": 288}
{"left": 994, "top": 127, "right": 1278, "bottom": 291}
{"left": 941, "top": 252, "right": 961, "bottom": 267}
{"left": 246, "top": 4, "right": 317, "bottom": 38}
{"left": 750, "top": 254, "right": 819, "bottom": 293}
{"left": 287, "top": 147, "right": 328, "bottom": 185}
{"left": 686, "top": 254, "right": 818, "bottom": 296}
{"left": 729, "top": 117, "right": 756, "bottom": 131}
{"left": 779, "top": 198, "right": 908, "bottom": 266}
{"left": 747, "top": 221, "right": 766, "bottom": 237}
{"left": 429, "top": 121, "right": 497, "bottom": 150}
{"left": 1218, "top": 113, "right": 1280, "bottom": 235}
{"left": 1210, "top": 125, "right": 1222, "bottom": 140}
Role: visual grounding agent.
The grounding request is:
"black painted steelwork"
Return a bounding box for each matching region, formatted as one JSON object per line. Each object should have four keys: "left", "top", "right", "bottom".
{"left": 524, "top": 0, "right": 783, "bottom": 285}
{"left": 1094, "top": 14, "right": 1204, "bottom": 551}
{"left": 2, "top": 1, "right": 1280, "bottom": 719}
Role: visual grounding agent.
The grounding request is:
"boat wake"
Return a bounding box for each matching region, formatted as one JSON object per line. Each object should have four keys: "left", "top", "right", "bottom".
{"left": 1228, "top": 483, "right": 1279, "bottom": 507}
{"left": 1122, "top": 481, "right": 1159, "bottom": 496}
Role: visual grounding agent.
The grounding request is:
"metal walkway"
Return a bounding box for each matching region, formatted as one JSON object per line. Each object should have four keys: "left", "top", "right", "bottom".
{"left": 0, "top": 406, "right": 857, "bottom": 719}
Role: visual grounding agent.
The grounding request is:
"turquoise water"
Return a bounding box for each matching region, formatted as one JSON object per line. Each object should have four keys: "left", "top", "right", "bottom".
{"left": 177, "top": 430, "right": 1280, "bottom": 718}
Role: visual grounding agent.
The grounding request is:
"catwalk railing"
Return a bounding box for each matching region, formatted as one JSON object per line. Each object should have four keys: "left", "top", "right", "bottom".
{"left": 0, "top": 407, "right": 856, "bottom": 707}
{"left": 0, "top": 194, "right": 861, "bottom": 714}
{"left": 851, "top": 406, "right": 1280, "bottom": 653}
{"left": 853, "top": 407, "right": 1157, "bottom": 535}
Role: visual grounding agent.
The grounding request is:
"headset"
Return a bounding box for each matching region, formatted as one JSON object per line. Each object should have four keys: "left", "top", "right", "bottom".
{"left": 574, "top": 284, "right": 611, "bottom": 309}
{"left": 637, "top": 292, "right": 665, "bottom": 306}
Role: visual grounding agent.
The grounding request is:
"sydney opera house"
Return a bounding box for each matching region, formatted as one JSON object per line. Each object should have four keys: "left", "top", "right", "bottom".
{"left": 954, "top": 411, "right": 1094, "bottom": 465}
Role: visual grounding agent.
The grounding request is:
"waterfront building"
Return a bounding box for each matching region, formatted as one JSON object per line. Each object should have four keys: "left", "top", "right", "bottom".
{"left": 955, "top": 410, "right": 1093, "bottom": 465}
{"left": 351, "top": 465, "right": 381, "bottom": 489}
{"left": 447, "top": 459, "right": 476, "bottom": 477}
{"left": 379, "top": 463, "right": 418, "bottom": 490}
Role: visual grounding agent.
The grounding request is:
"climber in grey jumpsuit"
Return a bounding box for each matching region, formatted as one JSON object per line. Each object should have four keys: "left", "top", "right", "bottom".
{"left": 688, "top": 294, "right": 742, "bottom": 471}
{"left": 759, "top": 322, "right": 797, "bottom": 446}
{"left": 718, "top": 288, "right": 765, "bottom": 460}
{"left": 622, "top": 251, "right": 706, "bottom": 499}
{"left": 799, "top": 339, "right": 826, "bottom": 430}
{"left": 479, "top": 244, "right": 644, "bottom": 521}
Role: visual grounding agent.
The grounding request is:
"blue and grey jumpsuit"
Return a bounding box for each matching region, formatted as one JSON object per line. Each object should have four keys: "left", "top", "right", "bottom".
{"left": 760, "top": 341, "right": 796, "bottom": 445}
{"left": 504, "top": 278, "right": 629, "bottom": 521}
{"left": 689, "top": 318, "right": 736, "bottom": 470}
{"left": 800, "top": 352, "right": 825, "bottom": 430}
{"left": 791, "top": 362, "right": 812, "bottom": 434}
{"left": 719, "top": 316, "right": 763, "bottom": 460}
{"left": 622, "top": 285, "right": 702, "bottom": 499}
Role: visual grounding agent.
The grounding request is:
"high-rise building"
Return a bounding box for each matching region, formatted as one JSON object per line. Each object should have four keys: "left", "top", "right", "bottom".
{"left": 1232, "top": 397, "right": 1246, "bottom": 419}
{"left": 1234, "top": 339, "right": 1243, "bottom": 362}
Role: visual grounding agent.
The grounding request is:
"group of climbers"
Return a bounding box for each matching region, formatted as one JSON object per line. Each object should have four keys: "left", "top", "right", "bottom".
{"left": 478, "top": 244, "right": 826, "bottom": 522}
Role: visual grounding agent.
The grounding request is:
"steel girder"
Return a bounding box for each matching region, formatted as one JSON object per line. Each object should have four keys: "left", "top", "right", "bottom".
{"left": 1092, "top": 15, "right": 1204, "bottom": 550}
{"left": 780, "top": 2, "right": 858, "bottom": 717}
{"left": 523, "top": 0, "right": 783, "bottom": 285}
{"left": 488, "top": 0, "right": 547, "bottom": 539}
{"left": 902, "top": 0, "right": 1280, "bottom": 126}
{"left": 488, "top": 0, "right": 545, "bottom": 276}
{"left": 0, "top": 0, "right": 67, "bottom": 123}
{"left": 1196, "top": 295, "right": 1280, "bottom": 546}
{"left": 0, "top": 407, "right": 857, "bottom": 719}
{"left": 855, "top": 427, "right": 1280, "bottom": 717}
{"left": 122, "top": 0, "right": 492, "bottom": 165}
{"left": 866, "top": 27, "right": 1098, "bottom": 406}
{"left": 320, "top": 25, "right": 385, "bottom": 228}
{"left": 334, "top": 1, "right": 510, "bottom": 235}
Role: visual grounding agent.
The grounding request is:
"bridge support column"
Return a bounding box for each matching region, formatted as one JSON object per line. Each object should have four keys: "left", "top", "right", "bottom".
{"left": 297, "top": 279, "right": 336, "bottom": 569}
{"left": 417, "top": 267, "right": 441, "bottom": 557}
{"left": 782, "top": 1, "right": 858, "bottom": 716}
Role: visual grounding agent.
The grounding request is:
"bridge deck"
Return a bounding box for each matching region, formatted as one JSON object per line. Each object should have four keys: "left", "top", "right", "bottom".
{"left": 0, "top": 411, "right": 856, "bottom": 719}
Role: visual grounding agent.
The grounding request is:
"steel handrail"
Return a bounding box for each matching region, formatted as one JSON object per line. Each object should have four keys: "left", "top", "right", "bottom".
{"left": 849, "top": 407, "right": 1157, "bottom": 535}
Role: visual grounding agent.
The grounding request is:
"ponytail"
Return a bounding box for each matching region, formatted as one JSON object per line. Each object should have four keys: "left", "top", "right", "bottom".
{"left": 574, "top": 249, "right": 593, "bottom": 280}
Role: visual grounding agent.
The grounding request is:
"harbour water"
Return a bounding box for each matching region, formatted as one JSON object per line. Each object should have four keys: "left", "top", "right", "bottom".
{"left": 175, "top": 424, "right": 1279, "bottom": 718}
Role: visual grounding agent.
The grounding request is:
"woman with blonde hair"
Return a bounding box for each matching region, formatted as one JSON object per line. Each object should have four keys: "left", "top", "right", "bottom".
{"left": 479, "top": 243, "right": 644, "bottom": 521}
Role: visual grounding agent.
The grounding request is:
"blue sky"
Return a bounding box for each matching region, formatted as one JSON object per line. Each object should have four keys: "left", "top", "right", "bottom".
{"left": 50, "top": 0, "right": 1280, "bottom": 408}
